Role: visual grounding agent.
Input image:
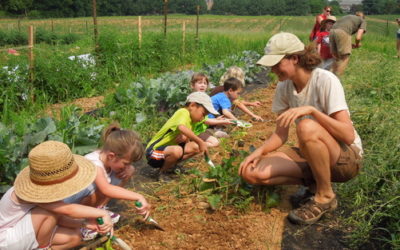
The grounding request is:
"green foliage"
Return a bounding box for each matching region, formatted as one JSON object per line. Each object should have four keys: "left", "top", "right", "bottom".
{"left": 0, "top": 28, "right": 80, "bottom": 46}
{"left": 0, "top": 106, "right": 103, "bottom": 192}
{"left": 337, "top": 44, "right": 400, "bottom": 248}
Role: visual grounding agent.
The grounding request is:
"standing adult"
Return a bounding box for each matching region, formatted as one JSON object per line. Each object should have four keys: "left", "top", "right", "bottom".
{"left": 396, "top": 18, "right": 400, "bottom": 58}
{"left": 309, "top": 6, "right": 332, "bottom": 41}
{"left": 330, "top": 12, "right": 367, "bottom": 76}
{"left": 238, "top": 32, "right": 363, "bottom": 225}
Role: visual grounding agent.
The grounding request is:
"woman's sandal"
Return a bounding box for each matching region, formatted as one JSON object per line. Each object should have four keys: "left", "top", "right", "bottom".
{"left": 289, "top": 187, "right": 315, "bottom": 208}
{"left": 288, "top": 196, "right": 338, "bottom": 225}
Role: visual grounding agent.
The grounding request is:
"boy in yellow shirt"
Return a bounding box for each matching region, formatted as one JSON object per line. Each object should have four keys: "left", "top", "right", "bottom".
{"left": 146, "top": 92, "right": 219, "bottom": 176}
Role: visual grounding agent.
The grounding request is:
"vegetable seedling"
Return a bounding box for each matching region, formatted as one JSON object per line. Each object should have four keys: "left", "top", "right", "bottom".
{"left": 135, "top": 201, "right": 165, "bottom": 231}
{"left": 96, "top": 218, "right": 132, "bottom": 250}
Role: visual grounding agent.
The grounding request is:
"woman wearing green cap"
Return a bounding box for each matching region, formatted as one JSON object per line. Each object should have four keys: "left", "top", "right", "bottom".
{"left": 239, "top": 32, "right": 363, "bottom": 225}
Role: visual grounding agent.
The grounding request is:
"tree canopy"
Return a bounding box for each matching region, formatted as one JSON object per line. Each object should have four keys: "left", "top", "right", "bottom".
{"left": 0, "top": 0, "right": 398, "bottom": 18}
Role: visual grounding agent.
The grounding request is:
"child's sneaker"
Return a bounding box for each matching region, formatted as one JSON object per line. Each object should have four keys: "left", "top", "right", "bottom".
{"left": 81, "top": 227, "right": 98, "bottom": 241}
{"left": 214, "top": 130, "right": 229, "bottom": 138}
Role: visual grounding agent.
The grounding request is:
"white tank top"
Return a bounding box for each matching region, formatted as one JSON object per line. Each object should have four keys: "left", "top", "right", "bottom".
{"left": 0, "top": 187, "right": 35, "bottom": 243}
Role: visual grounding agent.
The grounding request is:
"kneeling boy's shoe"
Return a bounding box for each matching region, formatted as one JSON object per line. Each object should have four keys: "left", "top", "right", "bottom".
{"left": 288, "top": 196, "right": 338, "bottom": 225}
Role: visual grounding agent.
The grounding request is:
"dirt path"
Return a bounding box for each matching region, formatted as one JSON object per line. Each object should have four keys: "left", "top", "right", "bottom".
{"left": 70, "top": 82, "right": 348, "bottom": 249}
{"left": 95, "top": 83, "right": 347, "bottom": 250}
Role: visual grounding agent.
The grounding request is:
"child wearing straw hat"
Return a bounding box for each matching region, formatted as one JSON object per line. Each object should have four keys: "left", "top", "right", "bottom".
{"left": 63, "top": 123, "right": 151, "bottom": 239}
{"left": 213, "top": 66, "right": 263, "bottom": 121}
{"left": 0, "top": 141, "right": 113, "bottom": 249}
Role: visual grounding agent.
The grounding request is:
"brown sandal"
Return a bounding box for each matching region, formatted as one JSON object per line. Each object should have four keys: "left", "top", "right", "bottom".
{"left": 288, "top": 197, "right": 338, "bottom": 225}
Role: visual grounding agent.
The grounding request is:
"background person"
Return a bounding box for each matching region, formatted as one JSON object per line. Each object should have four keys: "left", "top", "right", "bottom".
{"left": 316, "top": 16, "right": 337, "bottom": 70}
{"left": 396, "top": 18, "right": 400, "bottom": 58}
{"left": 239, "top": 32, "right": 363, "bottom": 225}
{"left": 329, "top": 12, "right": 367, "bottom": 76}
{"left": 309, "top": 6, "right": 332, "bottom": 41}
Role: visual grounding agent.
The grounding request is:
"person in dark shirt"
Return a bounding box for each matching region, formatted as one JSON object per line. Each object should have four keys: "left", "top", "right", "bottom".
{"left": 329, "top": 12, "right": 367, "bottom": 76}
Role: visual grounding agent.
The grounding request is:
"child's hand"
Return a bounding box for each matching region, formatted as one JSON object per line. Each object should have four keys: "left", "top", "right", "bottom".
{"left": 249, "top": 101, "right": 262, "bottom": 107}
{"left": 198, "top": 140, "right": 208, "bottom": 154}
{"left": 116, "top": 165, "right": 135, "bottom": 180}
{"left": 136, "top": 197, "right": 151, "bottom": 220}
{"left": 252, "top": 114, "right": 264, "bottom": 121}
{"left": 98, "top": 213, "right": 113, "bottom": 234}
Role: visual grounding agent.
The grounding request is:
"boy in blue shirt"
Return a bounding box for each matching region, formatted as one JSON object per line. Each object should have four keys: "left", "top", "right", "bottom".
{"left": 209, "top": 77, "right": 243, "bottom": 120}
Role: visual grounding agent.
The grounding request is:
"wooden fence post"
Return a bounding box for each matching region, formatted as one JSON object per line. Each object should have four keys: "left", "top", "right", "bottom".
{"left": 86, "top": 20, "right": 88, "bottom": 34}
{"left": 182, "top": 21, "right": 186, "bottom": 54}
{"left": 92, "top": 0, "right": 99, "bottom": 51}
{"left": 138, "top": 16, "right": 142, "bottom": 49}
{"left": 196, "top": 5, "right": 200, "bottom": 44}
{"left": 163, "top": 0, "right": 168, "bottom": 37}
{"left": 18, "top": 18, "right": 21, "bottom": 32}
{"left": 28, "top": 25, "right": 35, "bottom": 83}
{"left": 51, "top": 19, "right": 54, "bottom": 32}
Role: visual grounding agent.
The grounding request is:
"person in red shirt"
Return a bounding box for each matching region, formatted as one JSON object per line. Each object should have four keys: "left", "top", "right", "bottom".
{"left": 316, "top": 16, "right": 337, "bottom": 70}
{"left": 309, "top": 6, "right": 332, "bottom": 41}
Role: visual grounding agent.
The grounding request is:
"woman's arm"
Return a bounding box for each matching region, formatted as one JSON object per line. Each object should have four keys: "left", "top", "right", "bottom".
{"left": 277, "top": 106, "right": 355, "bottom": 145}
{"left": 239, "top": 124, "right": 289, "bottom": 175}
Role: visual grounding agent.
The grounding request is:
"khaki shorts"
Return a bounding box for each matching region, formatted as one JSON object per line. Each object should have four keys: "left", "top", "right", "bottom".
{"left": 329, "top": 29, "right": 352, "bottom": 56}
{"left": 282, "top": 144, "right": 362, "bottom": 186}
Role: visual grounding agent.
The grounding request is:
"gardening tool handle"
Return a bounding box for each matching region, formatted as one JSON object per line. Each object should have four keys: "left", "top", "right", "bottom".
{"left": 96, "top": 217, "right": 104, "bottom": 225}
{"left": 135, "top": 201, "right": 142, "bottom": 208}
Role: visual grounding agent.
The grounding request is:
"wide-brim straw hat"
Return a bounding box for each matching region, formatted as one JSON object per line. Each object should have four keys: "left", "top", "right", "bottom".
{"left": 321, "top": 15, "right": 337, "bottom": 26}
{"left": 14, "top": 141, "right": 96, "bottom": 203}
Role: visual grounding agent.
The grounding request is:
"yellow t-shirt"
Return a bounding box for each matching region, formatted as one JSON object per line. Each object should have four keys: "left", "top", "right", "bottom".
{"left": 146, "top": 108, "right": 194, "bottom": 150}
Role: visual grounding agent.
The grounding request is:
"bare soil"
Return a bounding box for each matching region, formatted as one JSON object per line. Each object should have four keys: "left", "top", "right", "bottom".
{"left": 95, "top": 82, "right": 350, "bottom": 250}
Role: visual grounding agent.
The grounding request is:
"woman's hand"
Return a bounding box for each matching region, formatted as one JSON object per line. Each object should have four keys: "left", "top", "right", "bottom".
{"left": 277, "top": 106, "right": 315, "bottom": 127}
{"left": 136, "top": 197, "right": 151, "bottom": 220}
{"left": 238, "top": 150, "right": 262, "bottom": 176}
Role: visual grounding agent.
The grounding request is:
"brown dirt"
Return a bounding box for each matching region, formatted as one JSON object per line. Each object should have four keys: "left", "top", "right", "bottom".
{"left": 77, "top": 83, "right": 348, "bottom": 249}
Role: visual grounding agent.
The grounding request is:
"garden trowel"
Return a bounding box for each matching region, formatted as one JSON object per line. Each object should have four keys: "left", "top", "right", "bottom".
{"left": 135, "top": 201, "right": 165, "bottom": 231}
{"left": 204, "top": 153, "right": 216, "bottom": 168}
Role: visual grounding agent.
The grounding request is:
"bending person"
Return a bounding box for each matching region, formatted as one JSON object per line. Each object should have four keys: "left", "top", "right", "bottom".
{"left": 239, "top": 33, "right": 363, "bottom": 225}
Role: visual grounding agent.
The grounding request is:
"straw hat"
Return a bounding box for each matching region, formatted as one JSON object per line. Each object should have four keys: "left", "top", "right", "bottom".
{"left": 14, "top": 141, "right": 96, "bottom": 203}
{"left": 321, "top": 15, "right": 337, "bottom": 26}
{"left": 219, "top": 66, "right": 245, "bottom": 86}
